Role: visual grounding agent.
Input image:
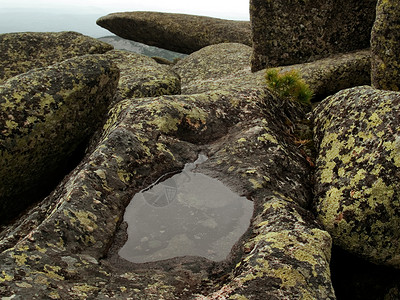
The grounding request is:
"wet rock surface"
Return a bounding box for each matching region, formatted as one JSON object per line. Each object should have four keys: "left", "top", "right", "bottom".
{"left": 371, "top": 0, "right": 400, "bottom": 91}
{"left": 96, "top": 12, "right": 252, "bottom": 54}
{"left": 250, "top": 0, "right": 377, "bottom": 71}
{"left": 0, "top": 31, "right": 113, "bottom": 84}
{"left": 0, "top": 54, "right": 119, "bottom": 224}
{"left": 0, "top": 42, "right": 335, "bottom": 298}
{"left": 313, "top": 86, "right": 400, "bottom": 268}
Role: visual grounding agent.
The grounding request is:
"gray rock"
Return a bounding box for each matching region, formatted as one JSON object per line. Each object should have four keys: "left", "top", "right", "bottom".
{"left": 104, "top": 50, "right": 181, "bottom": 101}
{"left": 371, "top": 0, "right": 400, "bottom": 91}
{"left": 96, "top": 11, "right": 252, "bottom": 54}
{"left": 0, "top": 31, "right": 113, "bottom": 83}
{"left": 250, "top": 0, "right": 377, "bottom": 71}
{"left": 0, "top": 72, "right": 334, "bottom": 298}
{"left": 313, "top": 86, "right": 400, "bottom": 268}
{"left": 0, "top": 54, "right": 119, "bottom": 224}
{"left": 279, "top": 49, "right": 371, "bottom": 100}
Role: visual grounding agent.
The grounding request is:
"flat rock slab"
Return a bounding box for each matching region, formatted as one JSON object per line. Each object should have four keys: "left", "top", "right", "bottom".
{"left": 96, "top": 12, "right": 252, "bottom": 54}
{"left": 0, "top": 31, "right": 113, "bottom": 83}
{"left": 0, "top": 54, "right": 119, "bottom": 224}
{"left": 314, "top": 86, "right": 400, "bottom": 268}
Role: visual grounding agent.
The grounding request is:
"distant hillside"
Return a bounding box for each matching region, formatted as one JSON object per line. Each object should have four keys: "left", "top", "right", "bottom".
{"left": 98, "top": 35, "right": 187, "bottom": 61}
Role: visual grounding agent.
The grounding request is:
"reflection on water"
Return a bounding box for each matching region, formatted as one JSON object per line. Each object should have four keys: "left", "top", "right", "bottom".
{"left": 119, "top": 155, "right": 254, "bottom": 263}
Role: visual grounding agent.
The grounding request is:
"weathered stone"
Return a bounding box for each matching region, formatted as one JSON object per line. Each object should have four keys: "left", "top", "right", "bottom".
{"left": 104, "top": 50, "right": 181, "bottom": 101}
{"left": 313, "top": 86, "right": 400, "bottom": 268}
{"left": 96, "top": 12, "right": 252, "bottom": 54}
{"left": 173, "top": 43, "right": 371, "bottom": 103}
{"left": 172, "top": 43, "right": 253, "bottom": 94}
{"left": 0, "top": 31, "right": 113, "bottom": 83}
{"left": 371, "top": 0, "right": 400, "bottom": 91}
{"left": 250, "top": 0, "right": 377, "bottom": 71}
{"left": 0, "top": 54, "right": 119, "bottom": 224}
{"left": 280, "top": 49, "right": 371, "bottom": 101}
{"left": 0, "top": 72, "right": 334, "bottom": 298}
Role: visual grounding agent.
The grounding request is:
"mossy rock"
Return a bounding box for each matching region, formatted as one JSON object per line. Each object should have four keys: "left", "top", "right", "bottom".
{"left": 104, "top": 50, "right": 181, "bottom": 101}
{"left": 96, "top": 12, "right": 251, "bottom": 54}
{"left": 0, "top": 54, "right": 119, "bottom": 223}
{"left": 313, "top": 86, "right": 400, "bottom": 268}
{"left": 371, "top": 0, "right": 400, "bottom": 91}
{"left": 0, "top": 31, "right": 113, "bottom": 83}
{"left": 0, "top": 79, "right": 333, "bottom": 298}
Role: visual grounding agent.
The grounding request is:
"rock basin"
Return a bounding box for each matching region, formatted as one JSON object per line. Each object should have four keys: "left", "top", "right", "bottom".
{"left": 119, "top": 155, "right": 254, "bottom": 263}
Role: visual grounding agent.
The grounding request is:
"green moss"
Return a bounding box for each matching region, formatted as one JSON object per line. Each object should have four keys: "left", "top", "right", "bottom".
{"left": 265, "top": 68, "right": 313, "bottom": 105}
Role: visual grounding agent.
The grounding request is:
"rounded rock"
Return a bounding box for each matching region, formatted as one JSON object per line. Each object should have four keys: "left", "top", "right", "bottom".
{"left": 313, "top": 86, "right": 400, "bottom": 268}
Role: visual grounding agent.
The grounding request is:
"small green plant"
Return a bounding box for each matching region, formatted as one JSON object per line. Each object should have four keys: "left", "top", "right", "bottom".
{"left": 265, "top": 68, "right": 313, "bottom": 105}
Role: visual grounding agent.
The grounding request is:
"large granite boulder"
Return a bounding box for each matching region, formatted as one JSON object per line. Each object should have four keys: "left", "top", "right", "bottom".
{"left": 0, "top": 54, "right": 119, "bottom": 224}
{"left": 0, "top": 31, "right": 113, "bottom": 83}
{"left": 313, "top": 86, "right": 400, "bottom": 268}
{"left": 250, "top": 0, "right": 377, "bottom": 71}
{"left": 371, "top": 0, "right": 400, "bottom": 91}
{"left": 96, "top": 12, "right": 252, "bottom": 54}
{"left": 0, "top": 46, "right": 334, "bottom": 298}
{"left": 104, "top": 50, "right": 180, "bottom": 101}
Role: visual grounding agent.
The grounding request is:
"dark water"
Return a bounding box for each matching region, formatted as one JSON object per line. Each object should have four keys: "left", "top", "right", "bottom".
{"left": 119, "top": 155, "right": 253, "bottom": 263}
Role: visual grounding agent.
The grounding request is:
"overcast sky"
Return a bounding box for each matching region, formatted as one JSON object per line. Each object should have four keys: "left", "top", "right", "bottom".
{"left": 1, "top": 0, "right": 249, "bottom": 19}
{"left": 0, "top": 0, "right": 249, "bottom": 37}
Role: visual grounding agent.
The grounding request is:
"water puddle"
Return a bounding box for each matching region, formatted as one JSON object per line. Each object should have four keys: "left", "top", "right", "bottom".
{"left": 119, "top": 155, "right": 254, "bottom": 263}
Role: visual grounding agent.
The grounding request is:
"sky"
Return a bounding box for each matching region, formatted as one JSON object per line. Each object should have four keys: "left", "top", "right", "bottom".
{"left": 0, "top": 0, "right": 250, "bottom": 37}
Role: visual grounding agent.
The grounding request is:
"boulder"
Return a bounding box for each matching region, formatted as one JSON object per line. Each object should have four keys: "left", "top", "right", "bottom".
{"left": 173, "top": 43, "right": 371, "bottom": 101}
{"left": 0, "top": 54, "right": 119, "bottom": 224}
{"left": 279, "top": 49, "right": 371, "bottom": 101}
{"left": 96, "top": 12, "right": 252, "bottom": 54}
{"left": 313, "top": 86, "right": 400, "bottom": 268}
{"left": 172, "top": 43, "right": 253, "bottom": 94}
{"left": 371, "top": 0, "right": 400, "bottom": 91}
{"left": 250, "top": 0, "right": 377, "bottom": 71}
{"left": 104, "top": 50, "right": 180, "bottom": 101}
{"left": 0, "top": 31, "right": 113, "bottom": 83}
{"left": 0, "top": 58, "right": 334, "bottom": 298}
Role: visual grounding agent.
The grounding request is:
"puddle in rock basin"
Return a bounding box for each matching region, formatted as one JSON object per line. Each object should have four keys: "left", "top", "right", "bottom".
{"left": 119, "top": 155, "right": 254, "bottom": 263}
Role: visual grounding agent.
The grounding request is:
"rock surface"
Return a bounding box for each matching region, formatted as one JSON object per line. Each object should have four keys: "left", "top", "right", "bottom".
{"left": 250, "top": 0, "right": 377, "bottom": 71}
{"left": 279, "top": 50, "right": 371, "bottom": 101}
{"left": 173, "top": 43, "right": 371, "bottom": 102}
{"left": 371, "top": 0, "right": 400, "bottom": 91}
{"left": 313, "top": 86, "right": 400, "bottom": 268}
{"left": 0, "top": 54, "right": 119, "bottom": 224}
{"left": 0, "top": 43, "right": 334, "bottom": 298}
{"left": 0, "top": 31, "right": 113, "bottom": 83}
{"left": 104, "top": 50, "right": 181, "bottom": 101}
{"left": 96, "top": 12, "right": 252, "bottom": 54}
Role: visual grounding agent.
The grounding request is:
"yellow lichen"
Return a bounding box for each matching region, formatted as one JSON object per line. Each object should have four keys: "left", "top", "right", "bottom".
{"left": 0, "top": 271, "right": 13, "bottom": 282}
